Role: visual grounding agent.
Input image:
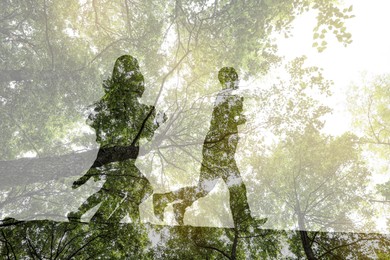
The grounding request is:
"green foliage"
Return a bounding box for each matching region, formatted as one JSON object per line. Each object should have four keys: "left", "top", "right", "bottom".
{"left": 0, "top": 0, "right": 355, "bottom": 159}
{"left": 288, "top": 231, "right": 390, "bottom": 259}
{"left": 348, "top": 74, "right": 390, "bottom": 202}
{"left": 0, "top": 220, "right": 151, "bottom": 259}
{"left": 312, "top": 2, "right": 354, "bottom": 52}
{"left": 1, "top": 1, "right": 379, "bottom": 259}
{"left": 250, "top": 127, "right": 371, "bottom": 232}
{"left": 153, "top": 225, "right": 282, "bottom": 259}
{"left": 349, "top": 74, "right": 390, "bottom": 150}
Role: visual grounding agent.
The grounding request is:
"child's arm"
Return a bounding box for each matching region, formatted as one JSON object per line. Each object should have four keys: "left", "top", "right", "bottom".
{"left": 233, "top": 96, "right": 247, "bottom": 125}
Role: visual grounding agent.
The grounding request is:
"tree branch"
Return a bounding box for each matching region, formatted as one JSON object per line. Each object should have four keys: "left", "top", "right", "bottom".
{"left": 195, "top": 242, "right": 232, "bottom": 260}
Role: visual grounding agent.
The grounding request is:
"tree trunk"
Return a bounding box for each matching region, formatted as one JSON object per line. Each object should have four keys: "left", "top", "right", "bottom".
{"left": 299, "top": 230, "right": 317, "bottom": 260}
{"left": 230, "top": 230, "right": 239, "bottom": 260}
{"left": 0, "top": 145, "right": 140, "bottom": 188}
{"left": 0, "top": 70, "right": 81, "bottom": 83}
{"left": 298, "top": 213, "right": 318, "bottom": 260}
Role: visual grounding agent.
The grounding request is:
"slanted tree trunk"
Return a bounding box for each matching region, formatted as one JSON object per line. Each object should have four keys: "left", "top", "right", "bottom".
{"left": 0, "top": 145, "right": 140, "bottom": 188}
{"left": 0, "top": 70, "right": 81, "bottom": 83}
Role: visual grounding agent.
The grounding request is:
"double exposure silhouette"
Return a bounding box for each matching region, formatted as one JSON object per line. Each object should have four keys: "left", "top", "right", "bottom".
{"left": 68, "top": 55, "right": 163, "bottom": 223}
{"left": 153, "top": 67, "right": 256, "bottom": 229}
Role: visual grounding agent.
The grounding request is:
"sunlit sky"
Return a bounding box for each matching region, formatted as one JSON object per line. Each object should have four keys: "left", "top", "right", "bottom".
{"left": 275, "top": 0, "right": 390, "bottom": 230}
{"left": 277, "top": 0, "right": 390, "bottom": 136}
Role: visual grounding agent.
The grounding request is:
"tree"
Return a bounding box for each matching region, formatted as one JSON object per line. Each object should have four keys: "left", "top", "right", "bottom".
{"left": 288, "top": 230, "right": 390, "bottom": 260}
{"left": 1, "top": 0, "right": 370, "bottom": 259}
{"left": 348, "top": 74, "right": 390, "bottom": 206}
{"left": 255, "top": 128, "right": 371, "bottom": 259}
{"left": 0, "top": 219, "right": 151, "bottom": 259}
{"left": 349, "top": 74, "right": 390, "bottom": 149}
{"left": 152, "top": 225, "right": 281, "bottom": 260}
{"left": 235, "top": 59, "right": 374, "bottom": 258}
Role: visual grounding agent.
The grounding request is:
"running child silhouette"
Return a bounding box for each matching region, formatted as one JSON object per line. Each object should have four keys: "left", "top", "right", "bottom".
{"left": 153, "top": 67, "right": 254, "bottom": 229}
{"left": 68, "top": 55, "right": 163, "bottom": 223}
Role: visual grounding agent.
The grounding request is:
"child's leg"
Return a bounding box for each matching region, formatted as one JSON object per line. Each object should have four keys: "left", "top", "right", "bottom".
{"left": 68, "top": 190, "right": 103, "bottom": 222}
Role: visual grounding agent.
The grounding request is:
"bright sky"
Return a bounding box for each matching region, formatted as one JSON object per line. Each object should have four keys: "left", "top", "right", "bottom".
{"left": 277, "top": 0, "right": 390, "bottom": 136}
{"left": 274, "top": 0, "right": 390, "bottom": 231}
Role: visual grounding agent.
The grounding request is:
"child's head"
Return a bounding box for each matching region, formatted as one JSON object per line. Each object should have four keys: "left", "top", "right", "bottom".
{"left": 218, "top": 67, "right": 239, "bottom": 89}
{"left": 111, "top": 55, "right": 145, "bottom": 96}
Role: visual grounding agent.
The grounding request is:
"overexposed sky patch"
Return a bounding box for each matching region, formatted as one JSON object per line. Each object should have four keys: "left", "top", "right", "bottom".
{"left": 277, "top": 0, "right": 390, "bottom": 136}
